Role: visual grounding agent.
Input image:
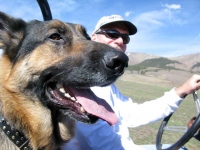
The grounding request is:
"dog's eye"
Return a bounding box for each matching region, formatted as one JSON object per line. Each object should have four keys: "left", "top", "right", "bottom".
{"left": 49, "top": 33, "right": 62, "bottom": 40}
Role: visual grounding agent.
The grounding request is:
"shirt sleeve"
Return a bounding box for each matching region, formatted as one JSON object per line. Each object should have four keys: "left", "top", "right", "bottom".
{"left": 111, "top": 85, "right": 184, "bottom": 127}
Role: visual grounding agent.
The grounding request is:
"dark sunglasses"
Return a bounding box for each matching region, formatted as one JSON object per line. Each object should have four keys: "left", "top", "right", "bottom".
{"left": 95, "top": 29, "right": 130, "bottom": 44}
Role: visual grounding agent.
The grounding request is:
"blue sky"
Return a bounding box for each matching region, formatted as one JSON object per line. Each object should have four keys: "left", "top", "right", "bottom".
{"left": 0, "top": 0, "right": 200, "bottom": 57}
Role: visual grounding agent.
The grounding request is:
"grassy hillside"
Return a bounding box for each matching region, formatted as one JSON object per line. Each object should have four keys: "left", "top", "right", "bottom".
{"left": 127, "top": 57, "right": 181, "bottom": 71}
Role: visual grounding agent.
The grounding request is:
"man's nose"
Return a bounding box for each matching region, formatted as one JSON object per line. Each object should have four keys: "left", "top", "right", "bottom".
{"left": 113, "top": 37, "right": 126, "bottom": 52}
{"left": 114, "top": 36, "right": 124, "bottom": 44}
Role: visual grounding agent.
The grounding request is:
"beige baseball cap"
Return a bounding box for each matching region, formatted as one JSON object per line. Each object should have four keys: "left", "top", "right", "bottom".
{"left": 93, "top": 14, "right": 137, "bottom": 35}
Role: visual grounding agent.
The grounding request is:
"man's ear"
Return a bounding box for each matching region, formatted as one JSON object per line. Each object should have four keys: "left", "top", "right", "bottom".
{"left": 91, "top": 33, "right": 97, "bottom": 41}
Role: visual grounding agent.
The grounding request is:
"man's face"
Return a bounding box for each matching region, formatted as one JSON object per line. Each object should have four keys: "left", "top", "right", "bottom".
{"left": 91, "top": 22, "right": 129, "bottom": 53}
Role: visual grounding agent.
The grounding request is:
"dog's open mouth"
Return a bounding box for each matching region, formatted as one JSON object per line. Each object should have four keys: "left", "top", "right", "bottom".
{"left": 46, "top": 84, "right": 117, "bottom": 125}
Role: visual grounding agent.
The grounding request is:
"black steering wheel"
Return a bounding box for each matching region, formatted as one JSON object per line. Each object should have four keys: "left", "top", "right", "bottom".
{"left": 156, "top": 92, "right": 200, "bottom": 150}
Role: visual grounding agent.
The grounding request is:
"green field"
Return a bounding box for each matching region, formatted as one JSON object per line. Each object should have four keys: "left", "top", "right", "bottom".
{"left": 115, "top": 78, "right": 200, "bottom": 150}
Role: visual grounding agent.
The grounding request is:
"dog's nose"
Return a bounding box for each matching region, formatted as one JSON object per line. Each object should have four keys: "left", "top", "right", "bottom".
{"left": 103, "top": 50, "right": 129, "bottom": 75}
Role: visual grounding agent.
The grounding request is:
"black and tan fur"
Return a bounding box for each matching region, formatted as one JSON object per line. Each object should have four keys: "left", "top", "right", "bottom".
{"left": 0, "top": 12, "right": 128, "bottom": 149}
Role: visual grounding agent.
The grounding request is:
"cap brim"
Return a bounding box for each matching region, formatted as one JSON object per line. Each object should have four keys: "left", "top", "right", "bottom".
{"left": 122, "top": 21, "right": 137, "bottom": 35}
{"left": 99, "top": 20, "right": 137, "bottom": 35}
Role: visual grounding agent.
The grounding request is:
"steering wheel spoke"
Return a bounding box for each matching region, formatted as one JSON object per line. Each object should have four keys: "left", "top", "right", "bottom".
{"left": 164, "top": 126, "right": 187, "bottom": 133}
{"left": 193, "top": 92, "right": 200, "bottom": 113}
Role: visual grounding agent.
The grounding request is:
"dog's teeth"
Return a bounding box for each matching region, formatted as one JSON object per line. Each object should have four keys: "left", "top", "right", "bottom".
{"left": 80, "top": 107, "right": 86, "bottom": 113}
{"left": 71, "top": 97, "right": 76, "bottom": 101}
{"left": 59, "top": 88, "right": 66, "bottom": 94}
{"left": 64, "top": 93, "right": 71, "bottom": 98}
{"left": 56, "top": 84, "right": 63, "bottom": 89}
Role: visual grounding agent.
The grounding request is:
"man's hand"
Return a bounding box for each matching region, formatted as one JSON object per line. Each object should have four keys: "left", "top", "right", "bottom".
{"left": 176, "top": 74, "right": 200, "bottom": 98}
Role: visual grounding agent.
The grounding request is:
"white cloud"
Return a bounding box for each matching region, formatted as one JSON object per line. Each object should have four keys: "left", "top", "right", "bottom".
{"left": 0, "top": 0, "right": 79, "bottom": 21}
{"left": 162, "top": 4, "right": 186, "bottom": 25}
{"left": 125, "top": 11, "right": 133, "bottom": 17}
{"left": 164, "top": 4, "right": 181, "bottom": 10}
{"left": 47, "top": 0, "right": 79, "bottom": 19}
{"left": 126, "top": 3, "right": 197, "bottom": 57}
{"left": 127, "top": 30, "right": 200, "bottom": 57}
{"left": 0, "top": 1, "right": 43, "bottom": 21}
{"left": 50, "top": 0, "right": 78, "bottom": 12}
{"left": 132, "top": 3, "right": 185, "bottom": 34}
{"left": 133, "top": 10, "right": 166, "bottom": 33}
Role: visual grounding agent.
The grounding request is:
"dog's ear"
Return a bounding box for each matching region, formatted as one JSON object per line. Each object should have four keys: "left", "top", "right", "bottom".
{"left": 0, "top": 12, "right": 26, "bottom": 60}
{"left": 76, "top": 25, "right": 91, "bottom": 40}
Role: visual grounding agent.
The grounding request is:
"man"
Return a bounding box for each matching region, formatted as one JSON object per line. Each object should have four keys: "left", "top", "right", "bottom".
{"left": 62, "top": 15, "right": 200, "bottom": 150}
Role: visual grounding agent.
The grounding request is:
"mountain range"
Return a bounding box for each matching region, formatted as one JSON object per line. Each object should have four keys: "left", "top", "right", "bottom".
{"left": 126, "top": 52, "right": 200, "bottom": 73}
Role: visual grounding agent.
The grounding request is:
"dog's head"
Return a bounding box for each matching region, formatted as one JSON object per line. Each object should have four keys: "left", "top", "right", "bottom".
{"left": 0, "top": 12, "right": 128, "bottom": 147}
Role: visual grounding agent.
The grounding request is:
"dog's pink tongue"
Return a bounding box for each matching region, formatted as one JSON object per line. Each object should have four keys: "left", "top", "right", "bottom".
{"left": 71, "top": 88, "right": 117, "bottom": 125}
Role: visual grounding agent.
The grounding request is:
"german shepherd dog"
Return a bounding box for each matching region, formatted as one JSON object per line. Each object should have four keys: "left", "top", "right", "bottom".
{"left": 0, "top": 12, "right": 128, "bottom": 149}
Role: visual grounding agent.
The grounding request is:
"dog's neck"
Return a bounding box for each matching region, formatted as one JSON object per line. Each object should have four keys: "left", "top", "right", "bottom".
{"left": 0, "top": 114, "right": 31, "bottom": 150}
